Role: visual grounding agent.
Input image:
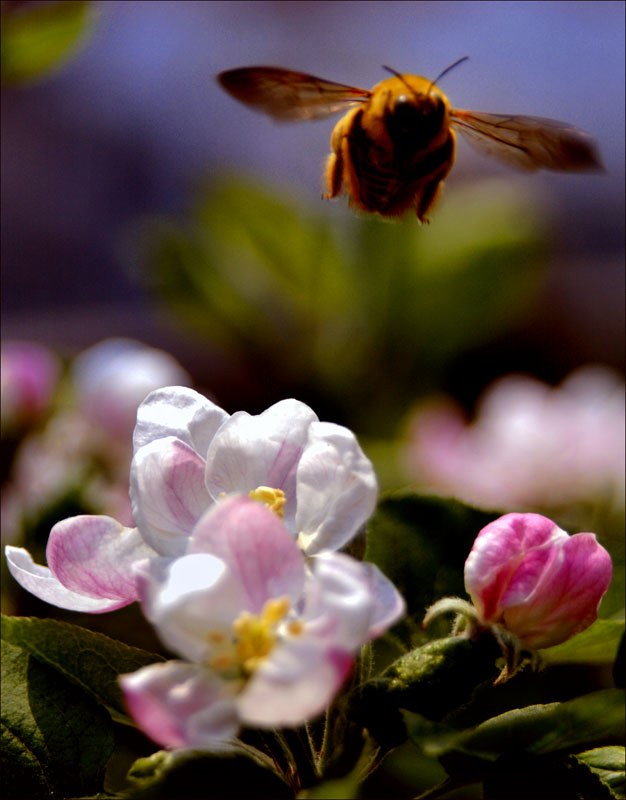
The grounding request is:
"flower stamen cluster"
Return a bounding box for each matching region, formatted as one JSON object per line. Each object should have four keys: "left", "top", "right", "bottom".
{"left": 248, "top": 486, "right": 286, "bottom": 517}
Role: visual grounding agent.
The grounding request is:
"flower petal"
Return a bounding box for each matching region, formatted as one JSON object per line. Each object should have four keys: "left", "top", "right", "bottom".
{"left": 189, "top": 496, "right": 305, "bottom": 613}
{"left": 44, "top": 515, "right": 156, "bottom": 603}
{"left": 5, "top": 544, "right": 134, "bottom": 613}
{"left": 131, "top": 437, "right": 211, "bottom": 556}
{"left": 502, "top": 532, "right": 613, "bottom": 649}
{"left": 136, "top": 553, "right": 247, "bottom": 662}
{"left": 133, "top": 386, "right": 229, "bottom": 457}
{"left": 238, "top": 639, "right": 353, "bottom": 727}
{"left": 359, "top": 561, "right": 406, "bottom": 639}
{"left": 296, "top": 422, "right": 377, "bottom": 555}
{"left": 464, "top": 513, "right": 566, "bottom": 622}
{"left": 204, "top": 399, "right": 318, "bottom": 531}
{"left": 301, "top": 552, "right": 378, "bottom": 650}
{"left": 120, "top": 661, "right": 239, "bottom": 750}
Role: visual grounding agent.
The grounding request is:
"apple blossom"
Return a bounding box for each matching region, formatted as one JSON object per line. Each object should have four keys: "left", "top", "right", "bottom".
{"left": 129, "top": 387, "right": 378, "bottom": 557}
{"left": 120, "top": 496, "right": 405, "bottom": 747}
{"left": 424, "top": 513, "right": 612, "bottom": 678}
{"left": 4, "top": 388, "right": 379, "bottom": 615}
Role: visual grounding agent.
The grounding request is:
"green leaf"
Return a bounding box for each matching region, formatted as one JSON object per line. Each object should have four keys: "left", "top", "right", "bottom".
{"left": 1, "top": 1, "right": 92, "bottom": 85}
{"left": 1, "top": 615, "right": 164, "bottom": 720}
{"left": 541, "top": 619, "right": 625, "bottom": 665}
{"left": 125, "top": 747, "right": 293, "bottom": 799}
{"left": 365, "top": 492, "right": 497, "bottom": 627}
{"left": 1, "top": 638, "right": 114, "bottom": 799}
{"left": 573, "top": 747, "right": 626, "bottom": 799}
{"left": 415, "top": 689, "right": 625, "bottom": 761}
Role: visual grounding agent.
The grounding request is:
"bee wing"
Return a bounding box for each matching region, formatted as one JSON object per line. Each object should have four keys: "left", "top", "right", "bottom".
{"left": 450, "top": 109, "right": 603, "bottom": 172}
{"left": 217, "top": 66, "right": 371, "bottom": 121}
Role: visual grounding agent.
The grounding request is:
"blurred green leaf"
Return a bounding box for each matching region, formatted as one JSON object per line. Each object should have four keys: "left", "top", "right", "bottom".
{"left": 1, "top": 614, "right": 164, "bottom": 721}
{"left": 137, "top": 175, "right": 545, "bottom": 433}
{"left": 365, "top": 491, "right": 498, "bottom": 628}
{"left": 413, "top": 689, "right": 625, "bottom": 761}
{"left": 1, "top": 638, "right": 114, "bottom": 799}
{"left": 541, "top": 619, "right": 625, "bottom": 665}
{"left": 1, "top": 1, "right": 92, "bottom": 85}
{"left": 573, "top": 747, "right": 625, "bottom": 799}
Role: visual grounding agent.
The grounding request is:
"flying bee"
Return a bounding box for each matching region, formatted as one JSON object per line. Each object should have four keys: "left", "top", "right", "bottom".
{"left": 217, "top": 59, "right": 603, "bottom": 222}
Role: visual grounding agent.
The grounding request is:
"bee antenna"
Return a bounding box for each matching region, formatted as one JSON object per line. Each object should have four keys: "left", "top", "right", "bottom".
{"left": 427, "top": 56, "right": 469, "bottom": 93}
{"left": 381, "top": 65, "right": 420, "bottom": 99}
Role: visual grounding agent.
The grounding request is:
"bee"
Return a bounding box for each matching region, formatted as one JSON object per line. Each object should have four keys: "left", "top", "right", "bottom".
{"left": 217, "top": 59, "right": 602, "bottom": 222}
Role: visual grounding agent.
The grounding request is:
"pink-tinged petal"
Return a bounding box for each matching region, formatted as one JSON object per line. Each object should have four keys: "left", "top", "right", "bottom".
{"left": 502, "top": 532, "right": 613, "bottom": 649}
{"left": 48, "top": 516, "right": 155, "bottom": 602}
{"left": 464, "top": 513, "right": 566, "bottom": 621}
{"left": 120, "top": 661, "right": 239, "bottom": 750}
{"left": 359, "top": 561, "right": 406, "bottom": 639}
{"left": 238, "top": 639, "right": 353, "bottom": 727}
{"left": 204, "top": 399, "right": 318, "bottom": 531}
{"left": 131, "top": 437, "right": 211, "bottom": 556}
{"left": 301, "top": 552, "right": 377, "bottom": 650}
{"left": 5, "top": 546, "right": 135, "bottom": 613}
{"left": 296, "top": 422, "right": 377, "bottom": 555}
{"left": 137, "top": 553, "right": 246, "bottom": 662}
{"left": 189, "top": 496, "right": 305, "bottom": 613}
{"left": 133, "top": 386, "right": 229, "bottom": 457}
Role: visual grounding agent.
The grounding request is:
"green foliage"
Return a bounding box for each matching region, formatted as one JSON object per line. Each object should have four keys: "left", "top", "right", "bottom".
{"left": 1, "top": 638, "right": 114, "bottom": 799}
{"left": 125, "top": 747, "right": 293, "bottom": 799}
{"left": 573, "top": 747, "right": 626, "bottom": 800}
{"left": 1, "top": 1, "right": 92, "bottom": 85}
{"left": 0, "top": 615, "right": 165, "bottom": 721}
{"left": 404, "top": 690, "right": 625, "bottom": 800}
{"left": 365, "top": 491, "right": 497, "bottom": 631}
{"left": 137, "top": 176, "right": 545, "bottom": 432}
{"left": 542, "top": 619, "right": 625, "bottom": 666}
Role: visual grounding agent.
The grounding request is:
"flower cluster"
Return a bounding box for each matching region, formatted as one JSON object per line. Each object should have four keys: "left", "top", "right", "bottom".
{"left": 2, "top": 338, "right": 191, "bottom": 541}
{"left": 6, "top": 387, "right": 404, "bottom": 743}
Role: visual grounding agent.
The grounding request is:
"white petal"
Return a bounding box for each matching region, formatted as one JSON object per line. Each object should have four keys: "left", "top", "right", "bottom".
{"left": 237, "top": 639, "right": 352, "bottom": 727}
{"left": 138, "top": 553, "right": 246, "bottom": 662}
{"left": 296, "top": 422, "right": 377, "bottom": 554}
{"left": 133, "top": 386, "right": 229, "bottom": 457}
{"left": 120, "top": 661, "right": 239, "bottom": 750}
{"left": 205, "top": 399, "right": 318, "bottom": 531}
{"left": 131, "top": 437, "right": 211, "bottom": 556}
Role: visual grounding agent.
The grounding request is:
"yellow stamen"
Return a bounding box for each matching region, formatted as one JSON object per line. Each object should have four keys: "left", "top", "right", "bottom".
{"left": 287, "top": 619, "right": 304, "bottom": 636}
{"left": 249, "top": 486, "right": 286, "bottom": 517}
{"left": 231, "top": 596, "right": 291, "bottom": 674}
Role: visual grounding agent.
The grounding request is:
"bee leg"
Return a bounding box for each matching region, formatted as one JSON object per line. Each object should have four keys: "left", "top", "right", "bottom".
{"left": 416, "top": 178, "right": 444, "bottom": 224}
{"left": 324, "top": 151, "right": 343, "bottom": 199}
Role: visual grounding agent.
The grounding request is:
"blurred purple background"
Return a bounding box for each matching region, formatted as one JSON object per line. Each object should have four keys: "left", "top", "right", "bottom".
{"left": 2, "top": 0, "right": 624, "bottom": 386}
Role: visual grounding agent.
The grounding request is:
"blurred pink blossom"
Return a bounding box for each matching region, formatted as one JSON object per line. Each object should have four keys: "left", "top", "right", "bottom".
{"left": 1, "top": 341, "right": 61, "bottom": 433}
{"left": 2, "top": 339, "right": 191, "bottom": 543}
{"left": 406, "top": 366, "right": 625, "bottom": 514}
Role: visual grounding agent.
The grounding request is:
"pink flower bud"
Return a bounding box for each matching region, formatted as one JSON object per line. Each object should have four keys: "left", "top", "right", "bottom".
{"left": 464, "top": 513, "right": 612, "bottom": 650}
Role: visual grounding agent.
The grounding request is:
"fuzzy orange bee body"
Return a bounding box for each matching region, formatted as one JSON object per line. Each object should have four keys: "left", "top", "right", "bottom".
{"left": 218, "top": 63, "right": 602, "bottom": 223}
